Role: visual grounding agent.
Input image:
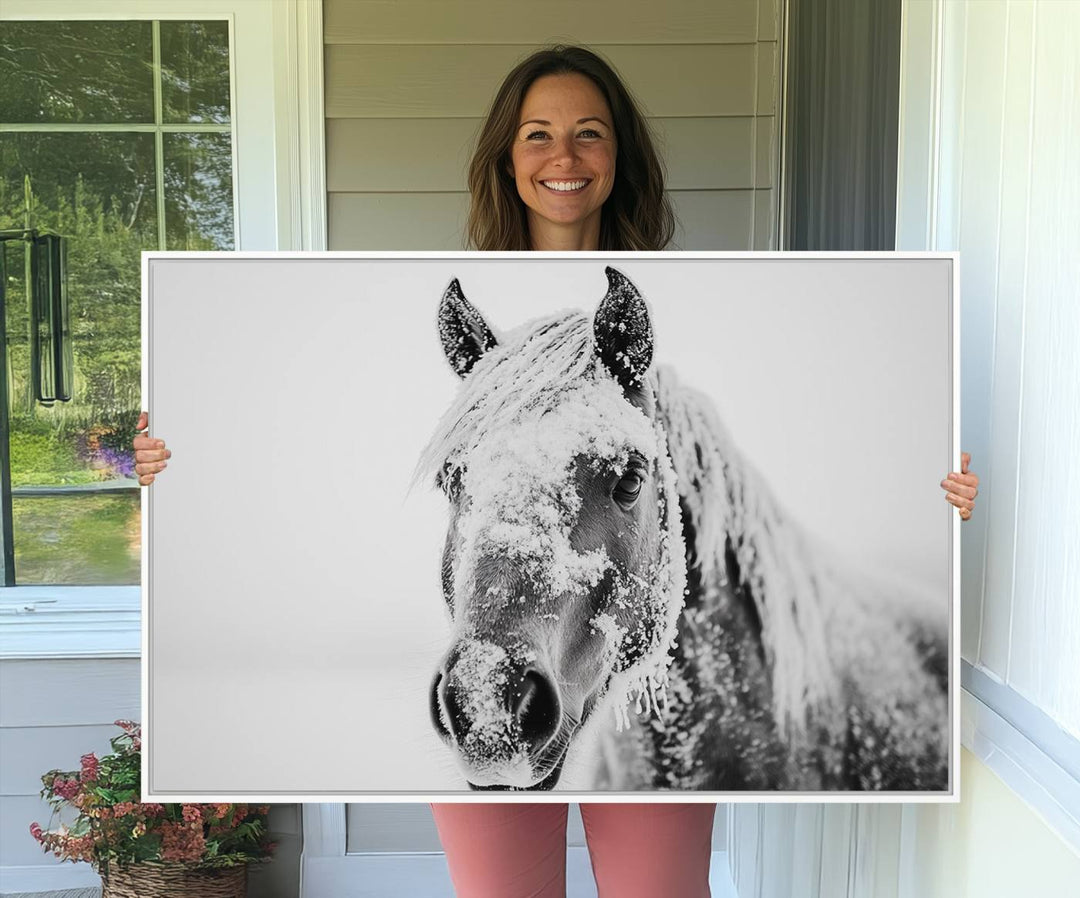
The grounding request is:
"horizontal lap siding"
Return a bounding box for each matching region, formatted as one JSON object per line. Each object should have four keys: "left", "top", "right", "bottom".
{"left": 0, "top": 724, "right": 125, "bottom": 796}
{"left": 325, "top": 44, "right": 761, "bottom": 118}
{"left": 327, "top": 189, "right": 762, "bottom": 251}
{"left": 327, "top": 117, "right": 769, "bottom": 191}
{"left": 0, "top": 660, "right": 140, "bottom": 728}
{"left": 324, "top": 0, "right": 760, "bottom": 45}
{"left": 0, "top": 659, "right": 140, "bottom": 867}
{"left": 325, "top": 0, "right": 781, "bottom": 251}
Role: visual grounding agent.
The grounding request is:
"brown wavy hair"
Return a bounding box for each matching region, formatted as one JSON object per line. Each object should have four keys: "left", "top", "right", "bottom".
{"left": 466, "top": 46, "right": 676, "bottom": 251}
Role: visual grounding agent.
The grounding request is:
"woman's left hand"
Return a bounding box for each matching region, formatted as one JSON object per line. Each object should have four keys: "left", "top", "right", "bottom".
{"left": 941, "top": 451, "right": 979, "bottom": 522}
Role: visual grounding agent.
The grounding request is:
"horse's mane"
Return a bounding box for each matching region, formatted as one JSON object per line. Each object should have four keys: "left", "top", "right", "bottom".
{"left": 416, "top": 311, "right": 596, "bottom": 483}
{"left": 654, "top": 367, "right": 852, "bottom": 740}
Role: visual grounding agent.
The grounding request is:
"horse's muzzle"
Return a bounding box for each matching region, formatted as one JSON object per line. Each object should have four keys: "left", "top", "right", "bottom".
{"left": 430, "top": 642, "right": 563, "bottom": 786}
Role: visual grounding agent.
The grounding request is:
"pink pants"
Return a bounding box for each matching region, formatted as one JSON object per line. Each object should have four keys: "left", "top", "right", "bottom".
{"left": 431, "top": 803, "right": 716, "bottom": 898}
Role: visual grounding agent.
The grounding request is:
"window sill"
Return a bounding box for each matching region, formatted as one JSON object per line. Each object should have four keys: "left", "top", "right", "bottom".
{"left": 0, "top": 586, "right": 140, "bottom": 659}
{"left": 961, "top": 661, "right": 1080, "bottom": 853}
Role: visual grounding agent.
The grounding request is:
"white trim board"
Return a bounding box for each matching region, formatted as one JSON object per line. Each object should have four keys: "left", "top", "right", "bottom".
{"left": 961, "top": 687, "right": 1080, "bottom": 854}
{"left": 0, "top": 588, "right": 139, "bottom": 660}
{"left": 272, "top": 0, "right": 328, "bottom": 251}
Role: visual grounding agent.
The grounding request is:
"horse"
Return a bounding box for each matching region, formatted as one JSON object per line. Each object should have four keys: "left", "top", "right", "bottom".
{"left": 420, "top": 266, "right": 949, "bottom": 792}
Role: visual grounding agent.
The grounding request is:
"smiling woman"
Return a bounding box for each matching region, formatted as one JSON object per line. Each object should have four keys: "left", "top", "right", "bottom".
{"left": 465, "top": 45, "right": 675, "bottom": 253}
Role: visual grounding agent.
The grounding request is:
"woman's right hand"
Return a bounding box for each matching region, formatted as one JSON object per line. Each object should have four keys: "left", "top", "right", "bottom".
{"left": 133, "top": 411, "right": 171, "bottom": 486}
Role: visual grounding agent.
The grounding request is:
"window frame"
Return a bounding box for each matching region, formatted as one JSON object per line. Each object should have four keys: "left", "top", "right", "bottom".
{"left": 0, "top": 0, "right": 326, "bottom": 658}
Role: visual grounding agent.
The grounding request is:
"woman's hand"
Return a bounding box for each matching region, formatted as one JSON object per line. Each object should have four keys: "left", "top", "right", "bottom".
{"left": 133, "top": 411, "right": 171, "bottom": 486}
{"left": 941, "top": 451, "right": 979, "bottom": 521}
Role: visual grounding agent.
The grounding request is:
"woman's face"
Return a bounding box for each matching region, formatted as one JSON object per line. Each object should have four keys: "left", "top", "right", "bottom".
{"left": 509, "top": 73, "right": 617, "bottom": 244}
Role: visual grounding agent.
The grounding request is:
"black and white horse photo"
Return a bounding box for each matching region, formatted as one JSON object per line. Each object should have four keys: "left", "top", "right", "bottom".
{"left": 422, "top": 267, "right": 949, "bottom": 793}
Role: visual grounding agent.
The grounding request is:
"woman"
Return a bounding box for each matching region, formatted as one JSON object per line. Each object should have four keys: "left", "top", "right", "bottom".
{"left": 134, "top": 46, "right": 979, "bottom": 898}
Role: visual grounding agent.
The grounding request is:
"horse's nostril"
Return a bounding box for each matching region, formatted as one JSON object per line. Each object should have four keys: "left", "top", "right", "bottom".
{"left": 432, "top": 671, "right": 471, "bottom": 744}
{"left": 514, "top": 669, "right": 560, "bottom": 746}
{"left": 430, "top": 671, "right": 452, "bottom": 740}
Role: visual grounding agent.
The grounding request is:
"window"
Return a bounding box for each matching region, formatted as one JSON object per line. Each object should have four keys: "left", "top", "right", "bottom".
{"left": 1, "top": 18, "right": 235, "bottom": 586}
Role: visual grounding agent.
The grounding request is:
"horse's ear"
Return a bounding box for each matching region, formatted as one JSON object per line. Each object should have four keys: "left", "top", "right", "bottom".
{"left": 438, "top": 278, "right": 498, "bottom": 378}
{"left": 593, "top": 267, "right": 653, "bottom": 391}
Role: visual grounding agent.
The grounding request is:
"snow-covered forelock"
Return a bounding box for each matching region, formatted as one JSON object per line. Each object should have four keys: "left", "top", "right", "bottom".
{"left": 452, "top": 371, "right": 656, "bottom": 603}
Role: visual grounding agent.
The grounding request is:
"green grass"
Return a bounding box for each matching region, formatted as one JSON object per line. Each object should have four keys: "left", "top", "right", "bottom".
{"left": 13, "top": 493, "right": 140, "bottom": 585}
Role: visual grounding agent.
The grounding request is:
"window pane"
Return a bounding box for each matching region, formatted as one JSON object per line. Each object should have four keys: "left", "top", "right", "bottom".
{"left": 0, "top": 21, "right": 154, "bottom": 124}
{"left": 160, "top": 20, "right": 232, "bottom": 124}
{"left": 2, "top": 132, "right": 154, "bottom": 490}
{"left": 164, "top": 133, "right": 235, "bottom": 249}
{"left": 13, "top": 493, "right": 140, "bottom": 585}
{"left": 2, "top": 131, "right": 152, "bottom": 584}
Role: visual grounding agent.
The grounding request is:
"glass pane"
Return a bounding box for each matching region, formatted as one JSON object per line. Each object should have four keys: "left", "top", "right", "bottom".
{"left": 13, "top": 493, "right": 141, "bottom": 585}
{"left": 0, "top": 21, "right": 154, "bottom": 124}
{"left": 164, "top": 132, "right": 235, "bottom": 249}
{"left": 2, "top": 132, "right": 155, "bottom": 496}
{"left": 160, "top": 20, "right": 232, "bottom": 124}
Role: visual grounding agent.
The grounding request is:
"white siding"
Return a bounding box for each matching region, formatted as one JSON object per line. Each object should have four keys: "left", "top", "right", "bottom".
{"left": 0, "top": 660, "right": 140, "bottom": 870}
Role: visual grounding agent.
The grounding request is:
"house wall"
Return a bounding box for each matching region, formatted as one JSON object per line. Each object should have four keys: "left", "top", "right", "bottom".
{"left": 323, "top": 0, "right": 782, "bottom": 250}
{"left": 900, "top": 749, "right": 1080, "bottom": 898}
{"left": 729, "top": 0, "right": 1080, "bottom": 893}
{"left": 728, "top": 750, "right": 1080, "bottom": 898}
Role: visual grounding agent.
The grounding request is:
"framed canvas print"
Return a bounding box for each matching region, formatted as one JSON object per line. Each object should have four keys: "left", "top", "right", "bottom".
{"left": 141, "top": 253, "right": 958, "bottom": 801}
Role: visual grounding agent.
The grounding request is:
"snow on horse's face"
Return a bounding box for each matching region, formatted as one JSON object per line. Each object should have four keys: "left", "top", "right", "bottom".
{"left": 426, "top": 269, "right": 684, "bottom": 790}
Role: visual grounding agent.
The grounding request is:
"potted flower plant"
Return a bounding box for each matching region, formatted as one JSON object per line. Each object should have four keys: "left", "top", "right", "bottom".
{"left": 30, "top": 720, "right": 274, "bottom": 897}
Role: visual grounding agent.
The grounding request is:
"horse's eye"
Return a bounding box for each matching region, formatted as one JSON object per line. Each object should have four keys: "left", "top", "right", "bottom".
{"left": 613, "top": 470, "right": 643, "bottom": 510}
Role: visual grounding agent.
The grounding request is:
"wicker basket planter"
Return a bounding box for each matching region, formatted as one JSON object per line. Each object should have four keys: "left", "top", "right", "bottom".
{"left": 100, "top": 862, "right": 247, "bottom": 898}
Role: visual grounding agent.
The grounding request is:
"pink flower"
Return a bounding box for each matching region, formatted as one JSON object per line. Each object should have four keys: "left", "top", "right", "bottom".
{"left": 160, "top": 821, "right": 205, "bottom": 863}
{"left": 80, "top": 753, "right": 99, "bottom": 782}
{"left": 30, "top": 822, "right": 43, "bottom": 842}
{"left": 181, "top": 805, "right": 202, "bottom": 824}
{"left": 52, "top": 777, "right": 80, "bottom": 800}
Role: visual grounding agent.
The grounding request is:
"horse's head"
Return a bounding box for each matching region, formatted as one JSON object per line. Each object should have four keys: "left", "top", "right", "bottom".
{"left": 421, "top": 267, "right": 686, "bottom": 790}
